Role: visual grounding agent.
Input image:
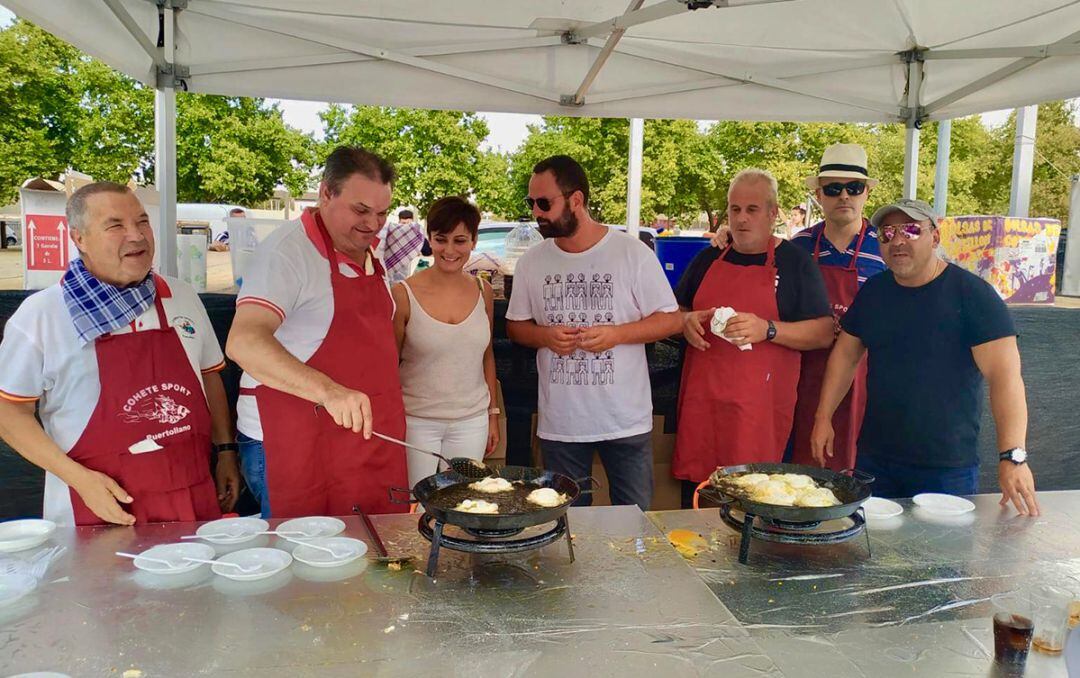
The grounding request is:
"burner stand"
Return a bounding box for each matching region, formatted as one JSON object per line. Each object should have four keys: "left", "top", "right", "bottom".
{"left": 418, "top": 513, "right": 574, "bottom": 578}
{"left": 718, "top": 505, "right": 870, "bottom": 564}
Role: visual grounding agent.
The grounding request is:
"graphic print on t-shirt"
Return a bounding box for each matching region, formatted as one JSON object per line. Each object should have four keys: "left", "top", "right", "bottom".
{"left": 546, "top": 271, "right": 618, "bottom": 386}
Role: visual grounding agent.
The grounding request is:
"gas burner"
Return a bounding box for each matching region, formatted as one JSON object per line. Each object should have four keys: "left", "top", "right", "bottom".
{"left": 463, "top": 526, "right": 525, "bottom": 539}
{"left": 763, "top": 518, "right": 822, "bottom": 531}
{"left": 718, "top": 504, "right": 871, "bottom": 564}
{"left": 417, "top": 513, "right": 574, "bottom": 578}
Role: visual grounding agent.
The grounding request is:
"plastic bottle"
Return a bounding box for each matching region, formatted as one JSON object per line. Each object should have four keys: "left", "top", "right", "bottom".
{"left": 502, "top": 222, "right": 544, "bottom": 275}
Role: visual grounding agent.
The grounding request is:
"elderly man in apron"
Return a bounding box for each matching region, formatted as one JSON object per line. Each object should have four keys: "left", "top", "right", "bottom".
{"left": 673, "top": 169, "right": 833, "bottom": 508}
{"left": 0, "top": 182, "right": 239, "bottom": 525}
{"left": 227, "top": 146, "right": 409, "bottom": 518}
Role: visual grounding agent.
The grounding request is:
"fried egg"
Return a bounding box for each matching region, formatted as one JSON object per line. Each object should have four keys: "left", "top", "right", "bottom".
{"left": 454, "top": 499, "right": 499, "bottom": 514}
{"left": 467, "top": 477, "right": 513, "bottom": 493}
{"left": 526, "top": 487, "right": 568, "bottom": 507}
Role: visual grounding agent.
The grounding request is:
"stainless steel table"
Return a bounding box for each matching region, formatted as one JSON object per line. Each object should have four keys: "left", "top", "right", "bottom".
{"left": 0, "top": 506, "right": 779, "bottom": 677}
{"left": 649, "top": 491, "right": 1080, "bottom": 677}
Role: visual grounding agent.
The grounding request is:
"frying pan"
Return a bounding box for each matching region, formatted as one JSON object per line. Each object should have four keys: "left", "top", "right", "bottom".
{"left": 390, "top": 466, "right": 595, "bottom": 531}
{"left": 698, "top": 463, "right": 874, "bottom": 523}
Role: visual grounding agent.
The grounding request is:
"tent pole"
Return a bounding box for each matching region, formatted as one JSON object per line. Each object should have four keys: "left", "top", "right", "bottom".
{"left": 902, "top": 124, "right": 920, "bottom": 200}
{"left": 1062, "top": 175, "right": 1080, "bottom": 297}
{"left": 627, "top": 118, "right": 644, "bottom": 237}
{"left": 155, "top": 6, "right": 178, "bottom": 276}
{"left": 901, "top": 53, "right": 923, "bottom": 200}
{"left": 1009, "top": 104, "right": 1038, "bottom": 217}
{"left": 934, "top": 119, "right": 952, "bottom": 215}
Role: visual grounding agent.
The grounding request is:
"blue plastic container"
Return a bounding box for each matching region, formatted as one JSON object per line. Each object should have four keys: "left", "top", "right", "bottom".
{"left": 654, "top": 236, "right": 711, "bottom": 289}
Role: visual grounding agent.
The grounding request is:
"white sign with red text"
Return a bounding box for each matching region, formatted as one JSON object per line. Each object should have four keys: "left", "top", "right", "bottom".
{"left": 19, "top": 188, "right": 79, "bottom": 290}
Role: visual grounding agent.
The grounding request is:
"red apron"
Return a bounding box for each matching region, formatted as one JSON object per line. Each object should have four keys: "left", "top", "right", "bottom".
{"left": 789, "top": 222, "right": 870, "bottom": 470}
{"left": 66, "top": 279, "right": 221, "bottom": 526}
{"left": 672, "top": 237, "right": 802, "bottom": 482}
{"left": 252, "top": 210, "right": 408, "bottom": 517}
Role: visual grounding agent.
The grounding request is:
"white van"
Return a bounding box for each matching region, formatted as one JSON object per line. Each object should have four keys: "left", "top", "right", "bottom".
{"left": 176, "top": 203, "right": 247, "bottom": 244}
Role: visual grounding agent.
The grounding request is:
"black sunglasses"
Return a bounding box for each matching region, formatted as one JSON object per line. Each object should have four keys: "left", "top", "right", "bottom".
{"left": 524, "top": 193, "right": 569, "bottom": 212}
{"left": 821, "top": 181, "right": 867, "bottom": 197}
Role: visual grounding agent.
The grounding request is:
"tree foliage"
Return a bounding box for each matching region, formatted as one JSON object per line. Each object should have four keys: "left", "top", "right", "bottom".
{"left": 320, "top": 105, "right": 493, "bottom": 215}
{"left": 0, "top": 19, "right": 314, "bottom": 206}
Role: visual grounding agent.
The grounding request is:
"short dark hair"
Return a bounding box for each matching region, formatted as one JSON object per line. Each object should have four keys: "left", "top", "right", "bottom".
{"left": 426, "top": 196, "right": 480, "bottom": 240}
{"left": 533, "top": 155, "right": 589, "bottom": 206}
{"left": 66, "top": 181, "right": 133, "bottom": 233}
{"left": 322, "top": 145, "right": 396, "bottom": 196}
{"left": 228, "top": 207, "right": 246, "bottom": 216}
{"left": 398, "top": 209, "right": 414, "bottom": 220}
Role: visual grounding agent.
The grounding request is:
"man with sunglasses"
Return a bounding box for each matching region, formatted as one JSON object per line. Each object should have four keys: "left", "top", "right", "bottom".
{"left": 788, "top": 144, "right": 888, "bottom": 472}
{"left": 506, "top": 155, "right": 682, "bottom": 511}
{"left": 811, "top": 199, "right": 1040, "bottom": 515}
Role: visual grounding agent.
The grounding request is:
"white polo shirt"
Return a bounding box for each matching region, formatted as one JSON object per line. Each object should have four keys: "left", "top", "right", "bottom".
{"left": 234, "top": 212, "right": 387, "bottom": 440}
{"left": 0, "top": 275, "right": 225, "bottom": 525}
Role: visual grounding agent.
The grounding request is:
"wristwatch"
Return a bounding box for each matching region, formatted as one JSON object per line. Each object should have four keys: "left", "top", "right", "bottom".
{"left": 765, "top": 320, "right": 777, "bottom": 342}
{"left": 213, "top": 442, "right": 239, "bottom": 454}
{"left": 488, "top": 407, "right": 501, "bottom": 416}
{"left": 999, "top": 447, "right": 1028, "bottom": 464}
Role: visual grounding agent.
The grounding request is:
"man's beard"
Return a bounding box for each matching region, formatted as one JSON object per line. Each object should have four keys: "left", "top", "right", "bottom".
{"left": 537, "top": 207, "right": 579, "bottom": 239}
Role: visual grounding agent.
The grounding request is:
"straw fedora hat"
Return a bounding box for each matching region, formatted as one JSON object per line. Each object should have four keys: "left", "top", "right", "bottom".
{"left": 804, "top": 143, "right": 879, "bottom": 189}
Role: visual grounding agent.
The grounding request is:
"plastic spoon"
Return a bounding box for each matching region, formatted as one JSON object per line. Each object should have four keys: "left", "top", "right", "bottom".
{"left": 183, "top": 557, "right": 260, "bottom": 573}
{"left": 179, "top": 531, "right": 248, "bottom": 541}
{"left": 115, "top": 551, "right": 183, "bottom": 569}
{"left": 277, "top": 535, "right": 351, "bottom": 560}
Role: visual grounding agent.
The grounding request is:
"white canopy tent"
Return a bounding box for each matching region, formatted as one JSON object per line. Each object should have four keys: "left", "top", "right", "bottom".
{"left": 8, "top": 0, "right": 1080, "bottom": 274}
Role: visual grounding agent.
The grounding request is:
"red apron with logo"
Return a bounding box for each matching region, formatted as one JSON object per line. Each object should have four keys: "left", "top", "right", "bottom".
{"left": 672, "top": 238, "right": 802, "bottom": 482}
{"left": 253, "top": 210, "right": 408, "bottom": 517}
{"left": 790, "top": 223, "right": 870, "bottom": 470}
{"left": 66, "top": 280, "right": 220, "bottom": 526}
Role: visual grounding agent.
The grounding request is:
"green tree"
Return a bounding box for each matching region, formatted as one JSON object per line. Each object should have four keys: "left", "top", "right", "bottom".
{"left": 166, "top": 95, "right": 314, "bottom": 204}
{"left": 0, "top": 19, "right": 152, "bottom": 204}
{"left": 508, "top": 117, "right": 630, "bottom": 223}
{"left": 320, "top": 105, "right": 491, "bottom": 214}
{"left": 473, "top": 150, "right": 518, "bottom": 219}
{"left": 983, "top": 101, "right": 1080, "bottom": 226}
{"left": 0, "top": 18, "right": 315, "bottom": 206}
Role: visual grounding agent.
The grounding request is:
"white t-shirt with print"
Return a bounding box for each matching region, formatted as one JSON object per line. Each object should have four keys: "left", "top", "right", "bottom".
{"left": 0, "top": 275, "right": 225, "bottom": 525}
{"left": 505, "top": 229, "right": 678, "bottom": 442}
{"left": 234, "top": 219, "right": 388, "bottom": 440}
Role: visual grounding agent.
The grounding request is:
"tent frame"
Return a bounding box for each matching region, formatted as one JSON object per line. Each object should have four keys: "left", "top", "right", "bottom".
{"left": 85, "top": 0, "right": 1073, "bottom": 264}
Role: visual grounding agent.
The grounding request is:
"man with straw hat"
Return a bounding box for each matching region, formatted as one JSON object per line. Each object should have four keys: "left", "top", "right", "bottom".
{"left": 788, "top": 143, "right": 888, "bottom": 471}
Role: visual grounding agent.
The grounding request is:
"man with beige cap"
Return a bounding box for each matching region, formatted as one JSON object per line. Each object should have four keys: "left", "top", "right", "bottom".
{"left": 788, "top": 143, "right": 888, "bottom": 471}
{"left": 811, "top": 198, "right": 1039, "bottom": 515}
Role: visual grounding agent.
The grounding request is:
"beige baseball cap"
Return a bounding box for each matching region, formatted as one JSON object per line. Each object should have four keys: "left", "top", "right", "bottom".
{"left": 869, "top": 198, "right": 940, "bottom": 228}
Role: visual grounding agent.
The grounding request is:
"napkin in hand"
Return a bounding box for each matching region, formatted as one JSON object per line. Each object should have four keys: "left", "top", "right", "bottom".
{"left": 710, "top": 307, "right": 752, "bottom": 351}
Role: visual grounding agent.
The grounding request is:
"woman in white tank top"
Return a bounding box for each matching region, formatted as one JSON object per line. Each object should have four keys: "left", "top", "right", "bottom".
{"left": 391, "top": 197, "right": 498, "bottom": 487}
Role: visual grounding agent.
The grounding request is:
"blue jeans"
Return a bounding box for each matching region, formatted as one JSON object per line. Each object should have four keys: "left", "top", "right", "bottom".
{"left": 856, "top": 454, "right": 979, "bottom": 499}
{"left": 540, "top": 432, "right": 653, "bottom": 511}
{"left": 237, "top": 432, "right": 271, "bottom": 518}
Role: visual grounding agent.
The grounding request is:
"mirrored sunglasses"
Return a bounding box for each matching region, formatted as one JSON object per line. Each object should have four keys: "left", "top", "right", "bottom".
{"left": 878, "top": 222, "right": 929, "bottom": 244}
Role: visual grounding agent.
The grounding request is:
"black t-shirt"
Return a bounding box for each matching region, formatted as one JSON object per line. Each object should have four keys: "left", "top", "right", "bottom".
{"left": 841, "top": 264, "right": 1017, "bottom": 468}
{"left": 674, "top": 240, "right": 830, "bottom": 322}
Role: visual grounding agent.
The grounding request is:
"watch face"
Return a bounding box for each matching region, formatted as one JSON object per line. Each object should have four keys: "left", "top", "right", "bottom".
{"left": 1012, "top": 448, "right": 1027, "bottom": 463}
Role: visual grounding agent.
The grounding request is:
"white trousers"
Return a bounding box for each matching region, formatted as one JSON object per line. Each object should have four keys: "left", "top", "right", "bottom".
{"left": 405, "top": 412, "right": 489, "bottom": 488}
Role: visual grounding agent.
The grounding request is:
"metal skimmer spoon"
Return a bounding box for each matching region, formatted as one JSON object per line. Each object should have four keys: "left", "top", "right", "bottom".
{"left": 372, "top": 431, "right": 492, "bottom": 479}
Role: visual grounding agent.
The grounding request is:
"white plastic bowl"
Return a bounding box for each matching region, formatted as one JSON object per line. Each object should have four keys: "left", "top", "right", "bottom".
{"left": 0, "top": 520, "right": 57, "bottom": 553}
